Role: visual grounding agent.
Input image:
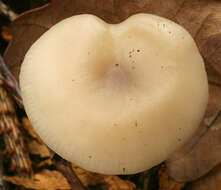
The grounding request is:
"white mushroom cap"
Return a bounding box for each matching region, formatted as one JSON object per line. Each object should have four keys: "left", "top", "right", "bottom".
{"left": 20, "top": 14, "right": 208, "bottom": 175}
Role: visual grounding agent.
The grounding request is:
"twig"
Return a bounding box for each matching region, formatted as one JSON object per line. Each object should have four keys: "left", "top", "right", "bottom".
{"left": 54, "top": 154, "right": 88, "bottom": 190}
{"left": 0, "top": 56, "right": 23, "bottom": 108}
{"left": 0, "top": 1, "right": 17, "bottom": 21}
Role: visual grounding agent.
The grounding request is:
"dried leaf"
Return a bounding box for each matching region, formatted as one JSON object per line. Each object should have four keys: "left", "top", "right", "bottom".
{"left": 28, "top": 140, "right": 51, "bottom": 158}
{"left": 166, "top": 114, "right": 221, "bottom": 182}
{"left": 0, "top": 64, "right": 32, "bottom": 175}
{"left": 104, "top": 176, "right": 136, "bottom": 190}
{"left": 22, "top": 117, "right": 44, "bottom": 144}
{"left": 72, "top": 164, "right": 106, "bottom": 186}
{"left": 3, "top": 169, "right": 70, "bottom": 189}
{"left": 4, "top": 0, "right": 221, "bottom": 87}
{"left": 206, "top": 84, "right": 221, "bottom": 117}
{"left": 159, "top": 165, "right": 185, "bottom": 190}
{"left": 1, "top": 26, "right": 12, "bottom": 42}
{"left": 37, "top": 159, "right": 53, "bottom": 168}
{"left": 188, "top": 164, "right": 221, "bottom": 190}
{"left": 72, "top": 164, "right": 136, "bottom": 189}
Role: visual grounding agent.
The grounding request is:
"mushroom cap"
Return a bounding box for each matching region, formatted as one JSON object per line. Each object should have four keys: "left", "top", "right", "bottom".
{"left": 20, "top": 14, "right": 208, "bottom": 175}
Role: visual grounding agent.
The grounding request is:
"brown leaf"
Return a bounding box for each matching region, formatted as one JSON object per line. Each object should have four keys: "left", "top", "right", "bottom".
{"left": 195, "top": 9, "right": 221, "bottom": 86}
{"left": 159, "top": 165, "right": 185, "bottom": 190}
{"left": 37, "top": 159, "right": 53, "bottom": 168}
{"left": 3, "top": 169, "right": 70, "bottom": 189}
{"left": 72, "top": 163, "right": 106, "bottom": 186}
{"left": 188, "top": 164, "right": 221, "bottom": 190}
{"left": 166, "top": 114, "right": 221, "bottom": 182}
{"left": 28, "top": 139, "right": 52, "bottom": 158}
{"left": 1, "top": 26, "right": 12, "bottom": 42}
{"left": 164, "top": 2, "right": 221, "bottom": 181}
{"left": 22, "top": 117, "right": 44, "bottom": 144}
{"left": 104, "top": 176, "right": 136, "bottom": 190}
{"left": 4, "top": 0, "right": 221, "bottom": 85}
{"left": 206, "top": 84, "right": 221, "bottom": 117}
{"left": 0, "top": 64, "right": 32, "bottom": 175}
{"left": 72, "top": 164, "right": 136, "bottom": 189}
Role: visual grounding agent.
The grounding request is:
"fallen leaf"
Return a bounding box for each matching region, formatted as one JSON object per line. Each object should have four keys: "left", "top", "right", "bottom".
{"left": 37, "top": 159, "right": 53, "bottom": 168}
{"left": 4, "top": 0, "right": 221, "bottom": 88}
{"left": 158, "top": 165, "right": 185, "bottom": 190}
{"left": 22, "top": 117, "right": 44, "bottom": 144}
{"left": 104, "top": 176, "right": 136, "bottom": 190}
{"left": 1, "top": 26, "right": 12, "bottom": 42}
{"left": 166, "top": 6, "right": 221, "bottom": 180}
{"left": 28, "top": 139, "right": 52, "bottom": 158}
{"left": 188, "top": 164, "right": 221, "bottom": 190}
{"left": 72, "top": 164, "right": 136, "bottom": 189}
{"left": 166, "top": 113, "right": 221, "bottom": 182}
{"left": 3, "top": 169, "right": 70, "bottom": 189}
{"left": 206, "top": 84, "right": 221, "bottom": 117}
{"left": 3, "top": 0, "right": 221, "bottom": 183}
{"left": 72, "top": 163, "right": 106, "bottom": 186}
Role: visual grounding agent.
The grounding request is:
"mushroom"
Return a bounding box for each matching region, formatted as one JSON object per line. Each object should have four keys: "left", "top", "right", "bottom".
{"left": 19, "top": 14, "right": 208, "bottom": 175}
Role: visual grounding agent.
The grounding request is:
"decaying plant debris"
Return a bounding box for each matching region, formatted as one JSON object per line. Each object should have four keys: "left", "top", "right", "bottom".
{"left": 0, "top": 0, "right": 221, "bottom": 189}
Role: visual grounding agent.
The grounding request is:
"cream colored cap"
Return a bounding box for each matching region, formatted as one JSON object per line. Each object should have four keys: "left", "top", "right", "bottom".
{"left": 20, "top": 14, "right": 208, "bottom": 174}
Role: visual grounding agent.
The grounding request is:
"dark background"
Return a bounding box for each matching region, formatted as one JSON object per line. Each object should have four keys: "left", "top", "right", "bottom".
{"left": 0, "top": 0, "right": 50, "bottom": 54}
